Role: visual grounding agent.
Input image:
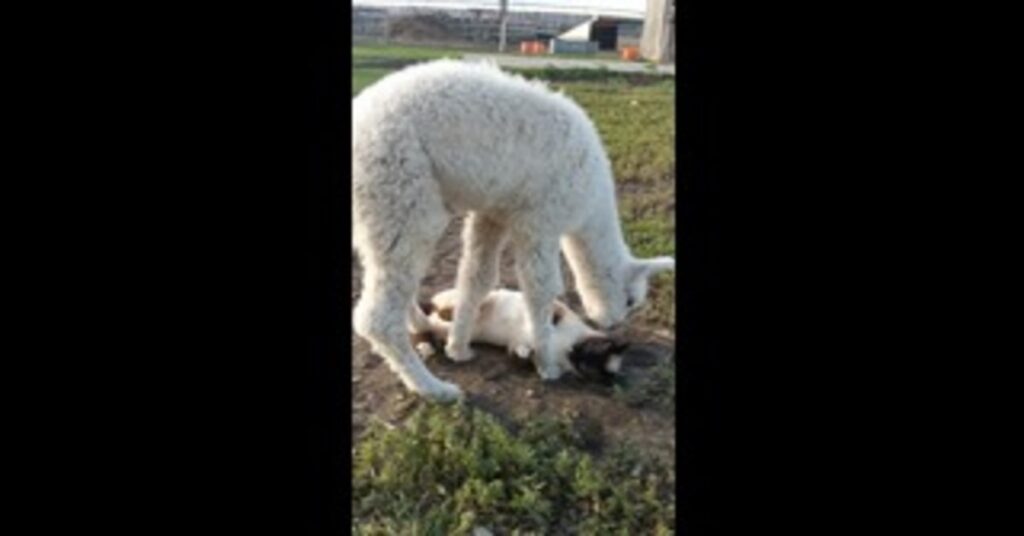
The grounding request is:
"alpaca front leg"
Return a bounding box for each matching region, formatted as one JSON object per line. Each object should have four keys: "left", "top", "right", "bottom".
{"left": 514, "top": 237, "right": 564, "bottom": 380}
{"left": 446, "top": 215, "right": 507, "bottom": 362}
{"left": 522, "top": 295, "right": 560, "bottom": 380}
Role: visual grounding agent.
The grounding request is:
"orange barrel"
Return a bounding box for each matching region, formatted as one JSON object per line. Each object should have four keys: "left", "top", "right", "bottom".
{"left": 620, "top": 45, "right": 641, "bottom": 61}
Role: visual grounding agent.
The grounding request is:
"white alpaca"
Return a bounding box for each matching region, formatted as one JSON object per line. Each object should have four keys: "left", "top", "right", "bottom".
{"left": 352, "top": 60, "right": 674, "bottom": 402}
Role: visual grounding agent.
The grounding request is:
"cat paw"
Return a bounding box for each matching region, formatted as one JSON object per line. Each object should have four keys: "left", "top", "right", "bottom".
{"left": 513, "top": 344, "right": 533, "bottom": 359}
{"left": 415, "top": 342, "right": 436, "bottom": 358}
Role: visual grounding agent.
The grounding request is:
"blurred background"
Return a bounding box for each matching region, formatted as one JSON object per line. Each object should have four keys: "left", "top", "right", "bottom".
{"left": 353, "top": 0, "right": 673, "bottom": 64}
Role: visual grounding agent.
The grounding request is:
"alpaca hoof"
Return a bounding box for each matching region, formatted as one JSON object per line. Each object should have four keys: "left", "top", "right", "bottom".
{"left": 536, "top": 363, "right": 564, "bottom": 381}
{"left": 445, "top": 343, "right": 477, "bottom": 363}
{"left": 415, "top": 342, "right": 436, "bottom": 358}
{"left": 419, "top": 380, "right": 464, "bottom": 403}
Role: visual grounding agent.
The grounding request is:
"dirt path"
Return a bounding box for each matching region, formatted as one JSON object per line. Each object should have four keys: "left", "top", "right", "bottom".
{"left": 351, "top": 217, "right": 677, "bottom": 463}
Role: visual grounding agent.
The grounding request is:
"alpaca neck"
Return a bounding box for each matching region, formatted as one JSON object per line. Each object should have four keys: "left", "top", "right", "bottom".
{"left": 561, "top": 186, "right": 632, "bottom": 293}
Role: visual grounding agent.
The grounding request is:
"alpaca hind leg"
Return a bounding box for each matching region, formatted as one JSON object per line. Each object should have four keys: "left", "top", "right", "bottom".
{"left": 355, "top": 220, "right": 460, "bottom": 401}
{"left": 355, "top": 273, "right": 462, "bottom": 401}
{"left": 513, "top": 233, "right": 565, "bottom": 380}
{"left": 445, "top": 213, "right": 508, "bottom": 362}
{"left": 351, "top": 156, "right": 459, "bottom": 400}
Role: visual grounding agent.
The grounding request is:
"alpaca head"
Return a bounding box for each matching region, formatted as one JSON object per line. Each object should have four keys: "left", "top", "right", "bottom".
{"left": 579, "top": 256, "right": 675, "bottom": 329}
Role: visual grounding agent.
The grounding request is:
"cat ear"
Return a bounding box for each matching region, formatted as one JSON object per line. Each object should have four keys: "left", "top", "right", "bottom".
{"left": 418, "top": 301, "right": 435, "bottom": 316}
{"left": 571, "top": 337, "right": 612, "bottom": 363}
{"left": 573, "top": 340, "right": 602, "bottom": 360}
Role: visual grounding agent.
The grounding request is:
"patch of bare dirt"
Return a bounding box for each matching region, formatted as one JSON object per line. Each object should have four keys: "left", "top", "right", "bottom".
{"left": 351, "top": 217, "right": 677, "bottom": 463}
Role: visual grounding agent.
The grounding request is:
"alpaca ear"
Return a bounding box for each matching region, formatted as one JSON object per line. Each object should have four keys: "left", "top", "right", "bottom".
{"left": 638, "top": 256, "right": 675, "bottom": 277}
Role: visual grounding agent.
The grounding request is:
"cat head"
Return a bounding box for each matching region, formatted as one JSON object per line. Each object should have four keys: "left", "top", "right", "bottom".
{"left": 566, "top": 335, "right": 630, "bottom": 381}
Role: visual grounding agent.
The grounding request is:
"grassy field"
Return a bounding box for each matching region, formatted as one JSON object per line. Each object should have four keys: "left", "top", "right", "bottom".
{"left": 354, "top": 404, "right": 674, "bottom": 535}
{"left": 352, "top": 44, "right": 677, "bottom": 534}
{"left": 352, "top": 44, "right": 468, "bottom": 94}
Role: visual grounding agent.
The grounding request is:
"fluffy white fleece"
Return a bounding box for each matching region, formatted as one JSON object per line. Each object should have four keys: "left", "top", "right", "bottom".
{"left": 352, "top": 60, "right": 674, "bottom": 401}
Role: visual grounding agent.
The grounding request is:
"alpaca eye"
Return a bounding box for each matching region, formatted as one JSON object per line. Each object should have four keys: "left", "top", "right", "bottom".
{"left": 626, "top": 296, "right": 635, "bottom": 308}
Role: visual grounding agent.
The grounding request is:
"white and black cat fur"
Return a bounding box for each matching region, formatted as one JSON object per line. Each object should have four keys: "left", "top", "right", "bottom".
{"left": 412, "top": 288, "right": 628, "bottom": 380}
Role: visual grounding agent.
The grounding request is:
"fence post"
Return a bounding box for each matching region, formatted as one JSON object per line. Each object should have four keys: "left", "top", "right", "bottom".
{"left": 498, "top": 0, "right": 509, "bottom": 52}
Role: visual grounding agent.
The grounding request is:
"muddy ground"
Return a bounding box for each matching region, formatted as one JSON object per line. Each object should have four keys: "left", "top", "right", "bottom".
{"left": 351, "top": 217, "right": 677, "bottom": 463}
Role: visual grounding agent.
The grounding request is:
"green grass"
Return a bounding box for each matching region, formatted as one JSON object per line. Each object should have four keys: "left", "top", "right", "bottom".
{"left": 352, "top": 67, "right": 394, "bottom": 96}
{"left": 353, "top": 44, "right": 469, "bottom": 94}
{"left": 353, "top": 43, "right": 473, "bottom": 62}
{"left": 353, "top": 404, "right": 675, "bottom": 535}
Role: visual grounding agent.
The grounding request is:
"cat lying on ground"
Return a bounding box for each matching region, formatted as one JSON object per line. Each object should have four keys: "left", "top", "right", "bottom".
{"left": 412, "top": 288, "right": 629, "bottom": 381}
